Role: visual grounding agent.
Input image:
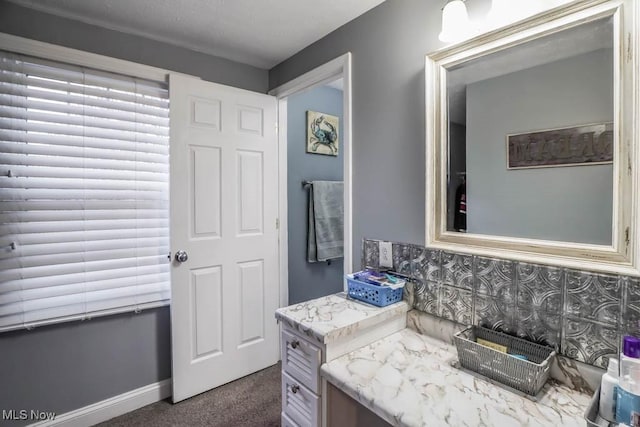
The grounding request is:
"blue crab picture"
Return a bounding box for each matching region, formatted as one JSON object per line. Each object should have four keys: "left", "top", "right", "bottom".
{"left": 306, "top": 110, "right": 339, "bottom": 156}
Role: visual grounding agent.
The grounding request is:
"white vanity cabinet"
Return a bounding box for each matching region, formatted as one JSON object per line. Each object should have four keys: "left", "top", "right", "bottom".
{"left": 281, "top": 328, "right": 322, "bottom": 394}
{"left": 280, "top": 326, "right": 322, "bottom": 426}
{"left": 275, "top": 293, "right": 409, "bottom": 427}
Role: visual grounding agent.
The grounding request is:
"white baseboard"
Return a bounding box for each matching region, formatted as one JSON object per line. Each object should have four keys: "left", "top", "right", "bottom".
{"left": 28, "top": 379, "right": 172, "bottom": 427}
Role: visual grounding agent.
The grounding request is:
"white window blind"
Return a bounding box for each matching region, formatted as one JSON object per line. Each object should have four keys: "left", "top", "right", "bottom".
{"left": 0, "top": 50, "right": 170, "bottom": 332}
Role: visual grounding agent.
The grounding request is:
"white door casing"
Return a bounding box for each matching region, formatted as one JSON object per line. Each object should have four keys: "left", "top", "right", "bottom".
{"left": 269, "top": 52, "right": 353, "bottom": 304}
{"left": 169, "top": 74, "right": 279, "bottom": 402}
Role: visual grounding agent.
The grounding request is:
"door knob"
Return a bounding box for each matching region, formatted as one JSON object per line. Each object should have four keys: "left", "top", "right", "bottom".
{"left": 175, "top": 250, "right": 188, "bottom": 263}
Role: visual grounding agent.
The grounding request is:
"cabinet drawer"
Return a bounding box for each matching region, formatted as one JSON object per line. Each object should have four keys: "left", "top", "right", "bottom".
{"left": 282, "top": 371, "right": 320, "bottom": 427}
{"left": 281, "top": 329, "right": 321, "bottom": 393}
{"left": 281, "top": 411, "right": 299, "bottom": 427}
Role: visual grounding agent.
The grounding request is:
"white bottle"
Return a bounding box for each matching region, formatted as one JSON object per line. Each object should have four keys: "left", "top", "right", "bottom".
{"left": 599, "top": 357, "right": 619, "bottom": 423}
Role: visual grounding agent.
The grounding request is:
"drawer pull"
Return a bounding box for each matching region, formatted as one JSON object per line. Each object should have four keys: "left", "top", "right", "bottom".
{"left": 290, "top": 340, "right": 299, "bottom": 349}
{"left": 291, "top": 384, "right": 300, "bottom": 394}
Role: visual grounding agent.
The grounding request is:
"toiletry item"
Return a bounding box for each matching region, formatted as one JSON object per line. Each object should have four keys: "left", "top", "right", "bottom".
{"left": 353, "top": 271, "right": 384, "bottom": 286}
{"left": 351, "top": 271, "right": 405, "bottom": 289}
{"left": 617, "top": 336, "right": 640, "bottom": 426}
{"left": 599, "top": 357, "right": 619, "bottom": 423}
{"left": 476, "top": 338, "right": 507, "bottom": 354}
{"left": 384, "top": 273, "right": 398, "bottom": 284}
{"left": 510, "top": 354, "right": 529, "bottom": 361}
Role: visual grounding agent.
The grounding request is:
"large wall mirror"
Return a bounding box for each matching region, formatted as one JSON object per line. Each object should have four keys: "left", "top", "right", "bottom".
{"left": 426, "top": 0, "right": 640, "bottom": 275}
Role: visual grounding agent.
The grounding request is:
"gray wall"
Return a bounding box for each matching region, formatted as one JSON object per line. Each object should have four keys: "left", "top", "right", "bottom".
{"left": 287, "top": 85, "right": 344, "bottom": 304}
{"left": 0, "top": 2, "right": 268, "bottom": 422}
{"left": 466, "top": 49, "right": 613, "bottom": 244}
{"left": 269, "top": 0, "right": 494, "bottom": 268}
{"left": 0, "top": 309, "right": 171, "bottom": 424}
{"left": 0, "top": 1, "right": 268, "bottom": 92}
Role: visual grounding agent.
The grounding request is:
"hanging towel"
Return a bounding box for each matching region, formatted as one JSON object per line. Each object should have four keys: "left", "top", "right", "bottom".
{"left": 307, "top": 181, "right": 344, "bottom": 262}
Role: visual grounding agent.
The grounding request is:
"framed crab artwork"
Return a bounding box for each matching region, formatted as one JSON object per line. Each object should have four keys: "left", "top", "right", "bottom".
{"left": 306, "top": 111, "right": 339, "bottom": 156}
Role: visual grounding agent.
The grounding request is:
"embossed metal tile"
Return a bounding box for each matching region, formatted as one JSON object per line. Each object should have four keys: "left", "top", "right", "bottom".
{"left": 413, "top": 280, "right": 439, "bottom": 316}
{"left": 565, "top": 271, "right": 621, "bottom": 325}
{"left": 411, "top": 246, "right": 441, "bottom": 283}
{"left": 474, "top": 257, "right": 515, "bottom": 299}
{"left": 474, "top": 294, "right": 515, "bottom": 333}
{"left": 439, "top": 285, "right": 472, "bottom": 325}
{"left": 363, "top": 239, "right": 379, "bottom": 270}
{"left": 392, "top": 243, "right": 413, "bottom": 276}
{"left": 516, "top": 304, "right": 561, "bottom": 349}
{"left": 515, "top": 262, "right": 563, "bottom": 349}
{"left": 623, "top": 276, "right": 640, "bottom": 337}
{"left": 442, "top": 251, "right": 473, "bottom": 290}
{"left": 562, "top": 317, "right": 618, "bottom": 368}
{"left": 516, "top": 263, "right": 563, "bottom": 305}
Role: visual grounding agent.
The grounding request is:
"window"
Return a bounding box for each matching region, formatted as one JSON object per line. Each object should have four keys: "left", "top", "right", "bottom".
{"left": 0, "top": 50, "right": 170, "bottom": 332}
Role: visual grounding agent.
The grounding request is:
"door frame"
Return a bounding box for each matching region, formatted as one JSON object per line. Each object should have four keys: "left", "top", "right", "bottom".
{"left": 269, "top": 52, "right": 353, "bottom": 308}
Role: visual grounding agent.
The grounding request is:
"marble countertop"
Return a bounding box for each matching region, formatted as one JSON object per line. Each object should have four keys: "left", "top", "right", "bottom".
{"left": 321, "top": 328, "right": 590, "bottom": 427}
{"left": 275, "top": 292, "right": 409, "bottom": 345}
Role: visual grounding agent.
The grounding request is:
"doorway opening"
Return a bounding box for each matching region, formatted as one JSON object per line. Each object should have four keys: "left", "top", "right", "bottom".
{"left": 269, "top": 53, "right": 353, "bottom": 307}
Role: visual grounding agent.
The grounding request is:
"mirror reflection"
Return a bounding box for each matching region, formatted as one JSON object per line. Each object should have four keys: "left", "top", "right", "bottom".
{"left": 446, "top": 17, "right": 614, "bottom": 245}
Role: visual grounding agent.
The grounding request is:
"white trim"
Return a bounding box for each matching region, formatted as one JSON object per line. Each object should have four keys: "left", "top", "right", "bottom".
{"left": 277, "top": 98, "right": 290, "bottom": 309}
{"left": 270, "top": 53, "right": 354, "bottom": 297}
{"left": 0, "top": 32, "right": 178, "bottom": 82}
{"left": 28, "top": 379, "right": 171, "bottom": 427}
{"left": 343, "top": 55, "right": 354, "bottom": 277}
{"left": 269, "top": 54, "right": 351, "bottom": 98}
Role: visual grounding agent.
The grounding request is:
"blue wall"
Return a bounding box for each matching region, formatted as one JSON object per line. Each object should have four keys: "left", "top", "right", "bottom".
{"left": 466, "top": 48, "right": 613, "bottom": 244}
{"left": 269, "top": 0, "right": 495, "bottom": 268}
{"left": 287, "top": 85, "right": 344, "bottom": 304}
{"left": 0, "top": 308, "right": 171, "bottom": 422}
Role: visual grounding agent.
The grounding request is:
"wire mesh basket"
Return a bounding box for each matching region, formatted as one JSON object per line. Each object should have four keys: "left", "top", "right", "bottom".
{"left": 454, "top": 326, "right": 556, "bottom": 396}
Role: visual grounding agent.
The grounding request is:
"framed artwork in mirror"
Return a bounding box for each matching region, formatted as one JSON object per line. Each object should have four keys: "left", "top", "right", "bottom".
{"left": 507, "top": 122, "right": 614, "bottom": 169}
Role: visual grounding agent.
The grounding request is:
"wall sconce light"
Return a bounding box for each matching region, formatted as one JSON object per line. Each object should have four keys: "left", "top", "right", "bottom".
{"left": 439, "top": 0, "right": 574, "bottom": 44}
{"left": 485, "top": 0, "right": 536, "bottom": 31}
{"left": 485, "top": 0, "right": 515, "bottom": 30}
{"left": 438, "top": 0, "right": 472, "bottom": 43}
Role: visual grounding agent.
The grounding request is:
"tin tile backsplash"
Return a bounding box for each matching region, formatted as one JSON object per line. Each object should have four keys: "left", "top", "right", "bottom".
{"left": 362, "top": 238, "right": 636, "bottom": 369}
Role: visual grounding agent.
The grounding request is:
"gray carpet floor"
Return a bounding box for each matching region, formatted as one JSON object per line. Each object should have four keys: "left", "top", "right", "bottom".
{"left": 98, "top": 362, "right": 281, "bottom": 427}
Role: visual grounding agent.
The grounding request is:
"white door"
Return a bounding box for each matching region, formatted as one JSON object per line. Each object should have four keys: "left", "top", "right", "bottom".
{"left": 169, "top": 74, "right": 280, "bottom": 402}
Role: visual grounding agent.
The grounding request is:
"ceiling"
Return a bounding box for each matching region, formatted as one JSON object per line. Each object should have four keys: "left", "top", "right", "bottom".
{"left": 7, "top": 0, "right": 386, "bottom": 69}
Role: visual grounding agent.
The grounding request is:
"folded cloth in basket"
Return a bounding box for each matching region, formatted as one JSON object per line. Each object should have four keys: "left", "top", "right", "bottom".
{"left": 307, "top": 181, "right": 343, "bottom": 262}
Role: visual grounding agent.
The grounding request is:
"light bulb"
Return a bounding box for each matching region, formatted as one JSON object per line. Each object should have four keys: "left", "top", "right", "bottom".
{"left": 439, "top": 0, "right": 472, "bottom": 43}
{"left": 485, "top": 0, "right": 519, "bottom": 30}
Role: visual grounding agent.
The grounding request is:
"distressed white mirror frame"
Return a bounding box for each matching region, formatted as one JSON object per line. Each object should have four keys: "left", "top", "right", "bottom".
{"left": 425, "top": 0, "right": 640, "bottom": 276}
